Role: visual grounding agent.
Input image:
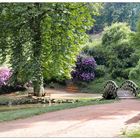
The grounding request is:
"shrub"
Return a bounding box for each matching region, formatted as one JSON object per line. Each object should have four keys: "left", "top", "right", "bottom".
{"left": 129, "top": 59, "right": 140, "bottom": 80}
{"left": 95, "top": 65, "right": 105, "bottom": 78}
{"left": 101, "top": 23, "right": 138, "bottom": 79}
{"left": 0, "top": 85, "right": 26, "bottom": 94}
{"left": 0, "top": 67, "right": 28, "bottom": 94}
{"left": 102, "top": 22, "right": 132, "bottom": 48}
{"left": 108, "top": 41, "right": 137, "bottom": 79}
{"left": 0, "top": 67, "right": 11, "bottom": 86}
{"left": 71, "top": 55, "right": 97, "bottom": 82}
{"left": 82, "top": 39, "right": 109, "bottom": 66}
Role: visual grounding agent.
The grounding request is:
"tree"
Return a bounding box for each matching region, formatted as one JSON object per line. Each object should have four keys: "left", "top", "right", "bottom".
{"left": 129, "top": 20, "right": 140, "bottom": 81}
{"left": 129, "top": 60, "right": 140, "bottom": 81}
{"left": 102, "top": 22, "right": 131, "bottom": 48}
{"left": 0, "top": 3, "right": 101, "bottom": 96}
{"left": 92, "top": 3, "right": 140, "bottom": 33}
{"left": 102, "top": 23, "right": 138, "bottom": 79}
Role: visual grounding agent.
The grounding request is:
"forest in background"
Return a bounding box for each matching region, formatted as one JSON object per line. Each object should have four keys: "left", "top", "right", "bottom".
{"left": 90, "top": 3, "right": 140, "bottom": 34}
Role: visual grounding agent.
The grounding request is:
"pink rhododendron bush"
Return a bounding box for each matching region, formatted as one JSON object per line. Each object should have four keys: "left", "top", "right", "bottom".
{"left": 0, "top": 67, "right": 27, "bottom": 94}
{"left": 0, "top": 67, "right": 11, "bottom": 87}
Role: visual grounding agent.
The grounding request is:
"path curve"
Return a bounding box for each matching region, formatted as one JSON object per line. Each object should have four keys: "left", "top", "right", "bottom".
{"left": 0, "top": 99, "right": 140, "bottom": 137}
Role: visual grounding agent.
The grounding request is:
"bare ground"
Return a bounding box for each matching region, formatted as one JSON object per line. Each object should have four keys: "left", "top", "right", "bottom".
{"left": 46, "top": 89, "right": 102, "bottom": 99}
{"left": 0, "top": 99, "right": 140, "bottom": 137}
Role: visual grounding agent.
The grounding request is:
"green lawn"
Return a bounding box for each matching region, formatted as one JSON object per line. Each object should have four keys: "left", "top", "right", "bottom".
{"left": 124, "top": 129, "right": 140, "bottom": 138}
{"left": 127, "top": 132, "right": 140, "bottom": 138}
{"left": 0, "top": 98, "right": 116, "bottom": 122}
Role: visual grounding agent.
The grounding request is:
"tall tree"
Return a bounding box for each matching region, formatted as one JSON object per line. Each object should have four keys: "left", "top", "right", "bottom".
{"left": 0, "top": 3, "right": 101, "bottom": 96}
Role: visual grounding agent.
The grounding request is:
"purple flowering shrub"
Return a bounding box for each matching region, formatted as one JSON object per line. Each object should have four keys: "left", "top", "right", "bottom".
{"left": 71, "top": 56, "right": 97, "bottom": 82}
{"left": 0, "top": 67, "right": 11, "bottom": 86}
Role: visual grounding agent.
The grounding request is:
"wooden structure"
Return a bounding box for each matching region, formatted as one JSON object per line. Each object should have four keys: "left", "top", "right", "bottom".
{"left": 120, "top": 80, "right": 139, "bottom": 97}
{"left": 103, "top": 80, "right": 118, "bottom": 99}
{"left": 103, "top": 80, "right": 139, "bottom": 99}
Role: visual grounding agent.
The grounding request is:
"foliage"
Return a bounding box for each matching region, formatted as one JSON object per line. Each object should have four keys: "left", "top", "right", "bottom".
{"left": 123, "top": 128, "right": 140, "bottom": 138}
{"left": 102, "top": 23, "right": 131, "bottom": 47}
{"left": 77, "top": 71, "right": 140, "bottom": 94}
{"left": 0, "top": 67, "right": 11, "bottom": 86}
{"left": 130, "top": 21, "right": 140, "bottom": 57}
{"left": 78, "top": 77, "right": 106, "bottom": 93}
{"left": 42, "top": 3, "right": 101, "bottom": 82}
{"left": 129, "top": 21, "right": 140, "bottom": 81}
{"left": 126, "top": 131, "right": 140, "bottom": 138}
{"left": 129, "top": 60, "right": 140, "bottom": 80}
{"left": 92, "top": 3, "right": 140, "bottom": 33}
{"left": 95, "top": 65, "right": 105, "bottom": 78}
{"left": 108, "top": 43, "right": 137, "bottom": 79}
{"left": 102, "top": 23, "right": 138, "bottom": 79}
{"left": 84, "top": 22, "right": 140, "bottom": 81}
{"left": 0, "top": 85, "right": 26, "bottom": 94}
{"left": 0, "top": 3, "right": 101, "bottom": 96}
{"left": 82, "top": 39, "right": 109, "bottom": 66}
{"left": 71, "top": 55, "right": 97, "bottom": 82}
{"left": 85, "top": 46, "right": 108, "bottom": 66}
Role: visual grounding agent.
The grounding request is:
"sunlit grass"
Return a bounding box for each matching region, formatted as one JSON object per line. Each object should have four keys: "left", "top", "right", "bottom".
{"left": 126, "top": 130, "right": 140, "bottom": 138}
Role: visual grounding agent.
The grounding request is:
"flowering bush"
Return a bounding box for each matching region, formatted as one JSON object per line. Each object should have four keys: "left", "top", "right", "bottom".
{"left": 71, "top": 55, "right": 97, "bottom": 82}
{"left": 0, "top": 67, "right": 11, "bottom": 86}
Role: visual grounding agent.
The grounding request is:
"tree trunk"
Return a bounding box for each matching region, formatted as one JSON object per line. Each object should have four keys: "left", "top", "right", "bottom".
{"left": 30, "top": 3, "right": 44, "bottom": 97}
{"left": 33, "top": 75, "right": 44, "bottom": 97}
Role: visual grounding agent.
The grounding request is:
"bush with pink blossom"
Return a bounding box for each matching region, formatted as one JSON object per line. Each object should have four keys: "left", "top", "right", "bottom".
{"left": 0, "top": 67, "right": 11, "bottom": 87}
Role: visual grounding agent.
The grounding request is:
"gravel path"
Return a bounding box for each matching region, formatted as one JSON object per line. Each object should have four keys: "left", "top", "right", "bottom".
{"left": 0, "top": 99, "right": 140, "bottom": 137}
{"left": 45, "top": 89, "right": 102, "bottom": 99}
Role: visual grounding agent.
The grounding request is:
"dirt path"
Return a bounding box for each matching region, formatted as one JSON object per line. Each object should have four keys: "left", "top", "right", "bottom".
{"left": 0, "top": 99, "right": 140, "bottom": 137}
{"left": 46, "top": 89, "right": 102, "bottom": 99}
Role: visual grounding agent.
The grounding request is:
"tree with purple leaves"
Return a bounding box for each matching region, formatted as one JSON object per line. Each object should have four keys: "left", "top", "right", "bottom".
{"left": 71, "top": 55, "right": 97, "bottom": 82}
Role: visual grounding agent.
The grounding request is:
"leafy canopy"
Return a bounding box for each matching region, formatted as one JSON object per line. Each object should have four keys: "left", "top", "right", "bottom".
{"left": 0, "top": 3, "right": 101, "bottom": 96}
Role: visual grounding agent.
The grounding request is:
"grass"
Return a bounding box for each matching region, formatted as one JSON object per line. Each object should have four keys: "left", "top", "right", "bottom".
{"left": 0, "top": 98, "right": 117, "bottom": 122}
{"left": 122, "top": 129, "right": 140, "bottom": 138}
{"left": 127, "top": 131, "right": 140, "bottom": 138}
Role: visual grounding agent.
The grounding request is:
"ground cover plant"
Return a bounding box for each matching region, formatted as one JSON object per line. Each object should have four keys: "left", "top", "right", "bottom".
{"left": 122, "top": 127, "right": 140, "bottom": 138}
{"left": 126, "top": 130, "right": 140, "bottom": 138}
